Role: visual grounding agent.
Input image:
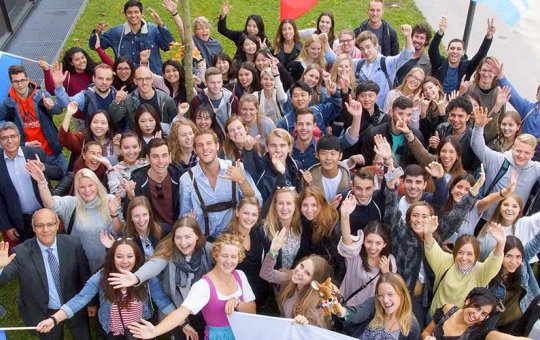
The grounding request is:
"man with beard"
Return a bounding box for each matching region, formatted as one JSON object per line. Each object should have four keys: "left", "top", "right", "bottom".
{"left": 394, "top": 23, "right": 432, "bottom": 87}
{"left": 429, "top": 16, "right": 495, "bottom": 94}
{"left": 52, "top": 63, "right": 118, "bottom": 128}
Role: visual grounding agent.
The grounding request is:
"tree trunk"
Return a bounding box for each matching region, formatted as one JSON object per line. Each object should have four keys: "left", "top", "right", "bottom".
{"left": 181, "top": 0, "right": 194, "bottom": 102}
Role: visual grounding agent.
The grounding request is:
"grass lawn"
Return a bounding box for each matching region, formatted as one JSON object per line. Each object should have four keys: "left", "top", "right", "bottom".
{"left": 0, "top": 0, "right": 429, "bottom": 338}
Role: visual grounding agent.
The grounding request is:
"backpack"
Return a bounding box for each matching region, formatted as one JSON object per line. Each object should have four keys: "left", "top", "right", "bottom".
{"left": 355, "top": 57, "right": 392, "bottom": 90}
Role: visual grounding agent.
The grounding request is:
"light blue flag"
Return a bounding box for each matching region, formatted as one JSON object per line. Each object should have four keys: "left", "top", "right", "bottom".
{"left": 0, "top": 51, "right": 23, "bottom": 103}
{"left": 472, "top": 0, "right": 529, "bottom": 26}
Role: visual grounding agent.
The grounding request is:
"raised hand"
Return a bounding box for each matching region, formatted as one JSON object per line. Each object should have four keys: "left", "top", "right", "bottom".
{"left": 459, "top": 75, "right": 471, "bottom": 95}
{"left": 400, "top": 24, "right": 412, "bottom": 37}
{"left": 107, "top": 193, "right": 121, "bottom": 215}
{"left": 41, "top": 93, "right": 55, "bottom": 110}
{"left": 26, "top": 159, "right": 46, "bottom": 182}
{"left": 340, "top": 193, "right": 356, "bottom": 216}
{"left": 108, "top": 268, "right": 139, "bottom": 288}
{"left": 395, "top": 116, "right": 411, "bottom": 135}
{"left": 99, "top": 231, "right": 115, "bottom": 249}
{"left": 162, "top": 0, "right": 178, "bottom": 14}
{"left": 38, "top": 59, "right": 50, "bottom": 71}
{"left": 495, "top": 86, "right": 511, "bottom": 107}
{"left": 94, "top": 33, "right": 101, "bottom": 49}
{"left": 66, "top": 101, "right": 78, "bottom": 116}
{"left": 486, "top": 18, "right": 496, "bottom": 39}
{"left": 429, "top": 131, "right": 440, "bottom": 150}
{"left": 345, "top": 97, "right": 362, "bottom": 117}
{"left": 241, "top": 134, "right": 260, "bottom": 151}
{"left": 50, "top": 62, "right": 67, "bottom": 87}
{"left": 436, "top": 97, "right": 448, "bottom": 116}
{"left": 448, "top": 90, "right": 460, "bottom": 102}
{"left": 139, "top": 49, "right": 151, "bottom": 64}
{"left": 500, "top": 170, "right": 518, "bottom": 198}
{"left": 0, "top": 241, "right": 16, "bottom": 268}
{"left": 473, "top": 106, "right": 491, "bottom": 128}
{"left": 373, "top": 134, "right": 393, "bottom": 161}
{"left": 270, "top": 227, "right": 288, "bottom": 253}
{"left": 423, "top": 215, "right": 439, "bottom": 236}
{"left": 489, "top": 222, "right": 506, "bottom": 243}
{"left": 221, "top": 0, "right": 231, "bottom": 17}
{"left": 470, "top": 164, "right": 486, "bottom": 196}
{"left": 114, "top": 85, "right": 128, "bottom": 104}
{"left": 122, "top": 178, "right": 136, "bottom": 199}
{"left": 219, "top": 161, "right": 246, "bottom": 183}
{"left": 95, "top": 21, "right": 108, "bottom": 34}
{"left": 378, "top": 255, "right": 391, "bottom": 274}
{"left": 485, "top": 58, "right": 503, "bottom": 79}
{"left": 300, "top": 169, "right": 313, "bottom": 184}
{"left": 425, "top": 161, "right": 444, "bottom": 179}
{"left": 438, "top": 16, "right": 447, "bottom": 34}
{"left": 148, "top": 8, "right": 163, "bottom": 27}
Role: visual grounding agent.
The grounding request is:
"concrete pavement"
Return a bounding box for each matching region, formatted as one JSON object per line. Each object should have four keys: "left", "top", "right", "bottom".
{"left": 414, "top": 0, "right": 540, "bottom": 99}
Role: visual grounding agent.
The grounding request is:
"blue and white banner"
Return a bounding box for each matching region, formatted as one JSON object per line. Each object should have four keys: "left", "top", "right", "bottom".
{"left": 0, "top": 51, "right": 23, "bottom": 103}
{"left": 472, "top": 0, "right": 529, "bottom": 26}
{"left": 228, "top": 312, "right": 357, "bottom": 340}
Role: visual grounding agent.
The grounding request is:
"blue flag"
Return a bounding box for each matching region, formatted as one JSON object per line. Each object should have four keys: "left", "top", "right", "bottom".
{"left": 0, "top": 51, "right": 22, "bottom": 103}
{"left": 472, "top": 0, "right": 529, "bottom": 26}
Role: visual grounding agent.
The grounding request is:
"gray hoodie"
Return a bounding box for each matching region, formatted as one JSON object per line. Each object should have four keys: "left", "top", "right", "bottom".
{"left": 471, "top": 126, "right": 540, "bottom": 219}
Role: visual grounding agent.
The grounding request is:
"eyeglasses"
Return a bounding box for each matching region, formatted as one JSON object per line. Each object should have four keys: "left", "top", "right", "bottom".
{"left": 156, "top": 183, "right": 164, "bottom": 199}
{"left": 0, "top": 134, "right": 19, "bottom": 142}
{"left": 11, "top": 78, "right": 28, "bottom": 85}
{"left": 116, "top": 236, "right": 134, "bottom": 241}
{"left": 277, "top": 186, "right": 296, "bottom": 191}
{"left": 135, "top": 77, "right": 152, "bottom": 83}
{"left": 339, "top": 38, "right": 353, "bottom": 43}
{"left": 34, "top": 222, "right": 57, "bottom": 229}
{"left": 117, "top": 67, "right": 131, "bottom": 72}
{"left": 408, "top": 75, "right": 423, "bottom": 82}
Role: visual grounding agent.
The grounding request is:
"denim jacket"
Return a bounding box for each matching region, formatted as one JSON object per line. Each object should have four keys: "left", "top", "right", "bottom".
{"left": 489, "top": 231, "right": 540, "bottom": 324}
{"left": 61, "top": 271, "right": 175, "bottom": 333}
{"left": 0, "top": 83, "right": 63, "bottom": 155}
{"left": 89, "top": 20, "right": 174, "bottom": 75}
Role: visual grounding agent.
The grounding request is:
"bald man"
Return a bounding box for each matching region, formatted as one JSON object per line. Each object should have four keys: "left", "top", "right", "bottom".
{"left": 0, "top": 208, "right": 91, "bottom": 339}
{"left": 108, "top": 66, "right": 177, "bottom": 134}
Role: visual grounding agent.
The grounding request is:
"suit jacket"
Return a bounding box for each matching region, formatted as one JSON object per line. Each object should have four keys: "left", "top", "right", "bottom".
{"left": 0, "top": 147, "right": 64, "bottom": 232}
{"left": 0, "top": 234, "right": 91, "bottom": 326}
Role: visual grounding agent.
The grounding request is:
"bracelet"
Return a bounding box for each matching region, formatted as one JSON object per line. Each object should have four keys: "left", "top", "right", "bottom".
{"left": 38, "top": 180, "right": 48, "bottom": 189}
{"left": 50, "top": 315, "right": 58, "bottom": 326}
{"left": 110, "top": 213, "right": 119, "bottom": 218}
{"left": 179, "top": 320, "right": 188, "bottom": 329}
{"left": 171, "top": 12, "right": 178, "bottom": 17}
{"left": 269, "top": 249, "right": 278, "bottom": 258}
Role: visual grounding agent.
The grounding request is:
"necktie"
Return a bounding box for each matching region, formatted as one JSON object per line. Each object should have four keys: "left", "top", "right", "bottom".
{"left": 46, "top": 248, "right": 64, "bottom": 304}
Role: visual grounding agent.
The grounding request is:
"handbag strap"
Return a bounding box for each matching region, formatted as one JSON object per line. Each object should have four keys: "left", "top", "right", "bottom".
{"left": 343, "top": 271, "right": 381, "bottom": 304}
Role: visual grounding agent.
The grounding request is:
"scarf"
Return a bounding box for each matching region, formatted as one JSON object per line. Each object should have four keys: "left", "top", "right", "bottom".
{"left": 173, "top": 247, "right": 210, "bottom": 288}
{"left": 192, "top": 34, "right": 223, "bottom": 64}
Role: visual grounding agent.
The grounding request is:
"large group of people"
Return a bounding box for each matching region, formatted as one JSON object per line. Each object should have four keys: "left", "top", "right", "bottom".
{"left": 1, "top": 0, "right": 540, "bottom": 339}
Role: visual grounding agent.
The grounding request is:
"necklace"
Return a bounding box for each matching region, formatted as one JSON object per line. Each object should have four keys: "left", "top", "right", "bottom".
{"left": 385, "top": 318, "right": 399, "bottom": 333}
{"left": 214, "top": 272, "right": 233, "bottom": 286}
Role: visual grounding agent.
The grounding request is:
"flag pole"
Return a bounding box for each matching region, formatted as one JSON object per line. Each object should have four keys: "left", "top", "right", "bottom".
{"left": 0, "top": 326, "right": 38, "bottom": 331}
{"left": 462, "top": 0, "right": 477, "bottom": 50}
{"left": 0, "top": 51, "right": 50, "bottom": 66}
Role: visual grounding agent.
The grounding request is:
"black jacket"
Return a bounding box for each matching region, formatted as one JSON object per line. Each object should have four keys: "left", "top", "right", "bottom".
{"left": 354, "top": 19, "right": 399, "bottom": 57}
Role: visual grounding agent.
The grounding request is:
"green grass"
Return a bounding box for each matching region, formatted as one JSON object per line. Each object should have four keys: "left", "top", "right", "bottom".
{"left": 1, "top": 0, "right": 430, "bottom": 338}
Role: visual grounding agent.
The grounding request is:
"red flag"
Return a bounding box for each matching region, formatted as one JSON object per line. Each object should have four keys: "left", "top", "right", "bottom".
{"left": 280, "top": 0, "right": 319, "bottom": 21}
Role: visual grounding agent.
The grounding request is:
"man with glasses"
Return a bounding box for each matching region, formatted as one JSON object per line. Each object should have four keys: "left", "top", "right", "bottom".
{"left": 128, "top": 138, "right": 180, "bottom": 234}
{"left": 0, "top": 122, "right": 64, "bottom": 248}
{"left": 0, "top": 65, "right": 67, "bottom": 174}
{"left": 88, "top": 0, "right": 174, "bottom": 75}
{"left": 52, "top": 63, "right": 118, "bottom": 128}
{"left": 333, "top": 29, "right": 362, "bottom": 58}
{"left": 109, "top": 66, "right": 177, "bottom": 134}
{"left": 0, "top": 208, "right": 91, "bottom": 339}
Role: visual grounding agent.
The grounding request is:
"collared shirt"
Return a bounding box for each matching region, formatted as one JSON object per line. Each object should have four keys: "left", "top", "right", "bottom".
{"left": 179, "top": 158, "right": 262, "bottom": 237}
{"left": 139, "top": 235, "right": 154, "bottom": 259}
{"left": 292, "top": 137, "right": 318, "bottom": 171}
{"left": 5, "top": 148, "right": 41, "bottom": 213}
{"left": 177, "top": 151, "right": 199, "bottom": 173}
{"left": 36, "top": 238, "right": 63, "bottom": 309}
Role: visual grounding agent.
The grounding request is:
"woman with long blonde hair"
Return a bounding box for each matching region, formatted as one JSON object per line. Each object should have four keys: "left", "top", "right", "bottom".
{"left": 26, "top": 164, "right": 122, "bottom": 273}
{"left": 290, "top": 34, "right": 333, "bottom": 82}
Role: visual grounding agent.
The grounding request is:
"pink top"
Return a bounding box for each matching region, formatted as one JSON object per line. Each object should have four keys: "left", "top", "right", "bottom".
{"left": 201, "top": 270, "right": 243, "bottom": 328}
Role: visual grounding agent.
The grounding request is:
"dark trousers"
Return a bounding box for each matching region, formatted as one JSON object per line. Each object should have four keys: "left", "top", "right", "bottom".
{"left": 38, "top": 308, "right": 91, "bottom": 340}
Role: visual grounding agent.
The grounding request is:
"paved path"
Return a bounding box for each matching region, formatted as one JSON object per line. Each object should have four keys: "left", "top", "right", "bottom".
{"left": 3, "top": 0, "right": 88, "bottom": 85}
{"left": 414, "top": 0, "right": 540, "bottom": 98}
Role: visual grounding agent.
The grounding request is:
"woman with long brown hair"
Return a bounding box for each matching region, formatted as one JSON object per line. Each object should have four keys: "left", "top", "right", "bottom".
{"left": 123, "top": 196, "right": 163, "bottom": 258}
{"left": 36, "top": 238, "right": 174, "bottom": 339}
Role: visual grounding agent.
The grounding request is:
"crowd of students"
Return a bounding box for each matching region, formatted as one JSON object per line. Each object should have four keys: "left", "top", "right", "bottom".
{"left": 1, "top": 0, "right": 540, "bottom": 339}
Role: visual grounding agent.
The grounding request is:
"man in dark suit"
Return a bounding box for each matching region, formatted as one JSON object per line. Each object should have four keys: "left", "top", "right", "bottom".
{"left": 0, "top": 122, "right": 63, "bottom": 248}
{"left": 0, "top": 208, "right": 91, "bottom": 339}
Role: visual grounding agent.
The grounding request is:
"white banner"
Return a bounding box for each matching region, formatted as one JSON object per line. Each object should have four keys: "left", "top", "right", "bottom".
{"left": 228, "top": 312, "right": 357, "bottom": 340}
